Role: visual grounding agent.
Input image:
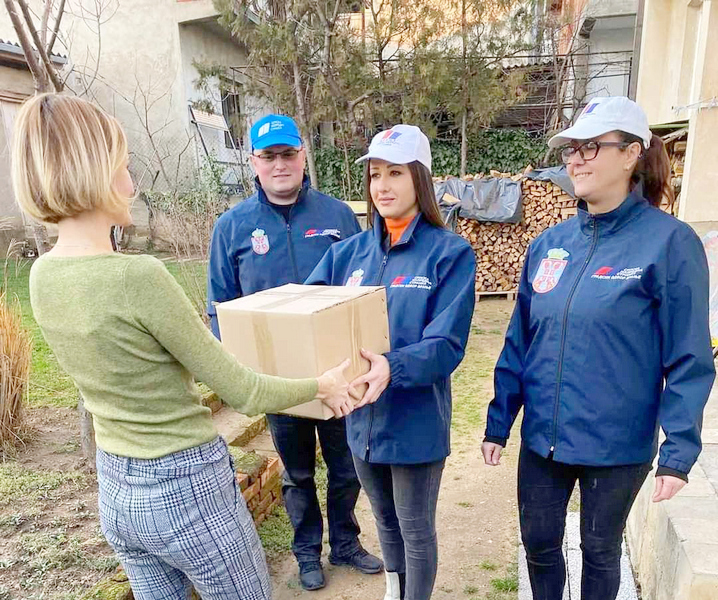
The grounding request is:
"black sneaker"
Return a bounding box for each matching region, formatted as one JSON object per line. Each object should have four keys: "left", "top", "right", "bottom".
{"left": 298, "top": 561, "right": 325, "bottom": 591}
{"left": 328, "top": 547, "right": 384, "bottom": 574}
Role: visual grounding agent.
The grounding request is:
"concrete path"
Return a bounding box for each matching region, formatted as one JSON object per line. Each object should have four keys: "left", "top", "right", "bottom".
{"left": 519, "top": 512, "right": 639, "bottom": 600}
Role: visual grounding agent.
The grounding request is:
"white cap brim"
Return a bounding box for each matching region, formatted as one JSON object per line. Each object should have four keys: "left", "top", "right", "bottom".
{"left": 549, "top": 121, "right": 650, "bottom": 149}
{"left": 355, "top": 147, "right": 430, "bottom": 171}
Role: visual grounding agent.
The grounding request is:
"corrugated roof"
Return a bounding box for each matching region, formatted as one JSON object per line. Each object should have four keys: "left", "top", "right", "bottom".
{"left": 0, "top": 38, "right": 68, "bottom": 63}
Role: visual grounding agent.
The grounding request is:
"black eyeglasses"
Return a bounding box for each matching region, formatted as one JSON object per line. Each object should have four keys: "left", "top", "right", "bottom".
{"left": 253, "top": 148, "right": 301, "bottom": 163}
{"left": 559, "top": 141, "right": 631, "bottom": 164}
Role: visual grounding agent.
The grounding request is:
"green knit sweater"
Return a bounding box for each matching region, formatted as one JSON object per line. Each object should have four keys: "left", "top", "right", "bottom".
{"left": 29, "top": 253, "right": 318, "bottom": 459}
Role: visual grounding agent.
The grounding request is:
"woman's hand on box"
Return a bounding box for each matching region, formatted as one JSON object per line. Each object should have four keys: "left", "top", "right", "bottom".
{"left": 350, "top": 349, "right": 391, "bottom": 409}
{"left": 317, "top": 359, "right": 359, "bottom": 418}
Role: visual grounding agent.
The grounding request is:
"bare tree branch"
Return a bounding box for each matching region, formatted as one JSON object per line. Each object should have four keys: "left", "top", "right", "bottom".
{"left": 47, "top": 0, "right": 67, "bottom": 56}
{"left": 40, "top": 0, "right": 52, "bottom": 49}
{"left": 3, "top": 0, "right": 48, "bottom": 92}
{"left": 16, "top": 0, "right": 64, "bottom": 91}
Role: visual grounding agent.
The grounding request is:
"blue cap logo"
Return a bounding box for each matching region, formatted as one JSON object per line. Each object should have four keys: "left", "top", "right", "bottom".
{"left": 250, "top": 114, "right": 303, "bottom": 150}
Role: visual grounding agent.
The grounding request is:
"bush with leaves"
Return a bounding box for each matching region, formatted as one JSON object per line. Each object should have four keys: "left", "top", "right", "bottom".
{"left": 314, "top": 146, "right": 365, "bottom": 202}
{"left": 433, "top": 129, "right": 547, "bottom": 177}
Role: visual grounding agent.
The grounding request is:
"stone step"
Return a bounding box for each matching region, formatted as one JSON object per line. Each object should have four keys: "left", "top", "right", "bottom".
{"left": 211, "top": 405, "right": 267, "bottom": 447}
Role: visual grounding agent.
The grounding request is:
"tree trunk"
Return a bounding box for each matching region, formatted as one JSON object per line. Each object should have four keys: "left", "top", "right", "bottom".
{"left": 305, "top": 137, "right": 319, "bottom": 190}
{"left": 291, "top": 59, "right": 318, "bottom": 188}
{"left": 460, "top": 0, "right": 468, "bottom": 179}
{"left": 78, "top": 391, "right": 96, "bottom": 472}
{"left": 460, "top": 110, "right": 468, "bottom": 178}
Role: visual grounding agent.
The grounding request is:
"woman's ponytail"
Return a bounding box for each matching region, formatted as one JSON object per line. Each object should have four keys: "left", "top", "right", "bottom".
{"left": 624, "top": 133, "right": 674, "bottom": 208}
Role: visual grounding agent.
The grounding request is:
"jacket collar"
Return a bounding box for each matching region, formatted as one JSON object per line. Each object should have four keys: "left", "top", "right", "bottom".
{"left": 372, "top": 212, "right": 424, "bottom": 249}
{"left": 577, "top": 192, "right": 648, "bottom": 237}
{"left": 255, "top": 174, "right": 310, "bottom": 207}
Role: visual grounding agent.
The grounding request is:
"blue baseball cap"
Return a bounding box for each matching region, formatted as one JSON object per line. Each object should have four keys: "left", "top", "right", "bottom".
{"left": 250, "top": 114, "right": 303, "bottom": 151}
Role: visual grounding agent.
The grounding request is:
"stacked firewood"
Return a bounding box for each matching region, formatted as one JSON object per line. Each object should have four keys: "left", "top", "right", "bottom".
{"left": 450, "top": 175, "right": 577, "bottom": 293}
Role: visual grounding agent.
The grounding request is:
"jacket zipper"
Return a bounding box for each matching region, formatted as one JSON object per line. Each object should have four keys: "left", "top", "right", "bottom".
{"left": 366, "top": 252, "right": 390, "bottom": 459}
{"left": 550, "top": 216, "right": 599, "bottom": 453}
{"left": 285, "top": 206, "right": 300, "bottom": 282}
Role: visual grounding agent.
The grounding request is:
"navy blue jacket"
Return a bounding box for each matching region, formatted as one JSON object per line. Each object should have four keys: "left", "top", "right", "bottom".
{"left": 207, "top": 178, "right": 361, "bottom": 337}
{"left": 306, "top": 214, "right": 476, "bottom": 464}
{"left": 485, "top": 193, "right": 715, "bottom": 476}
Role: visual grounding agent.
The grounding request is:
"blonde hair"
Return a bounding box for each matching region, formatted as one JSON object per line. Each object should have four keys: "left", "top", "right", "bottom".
{"left": 11, "top": 93, "right": 129, "bottom": 224}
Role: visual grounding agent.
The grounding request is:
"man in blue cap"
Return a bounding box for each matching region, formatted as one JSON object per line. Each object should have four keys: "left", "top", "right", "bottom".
{"left": 207, "top": 114, "right": 381, "bottom": 591}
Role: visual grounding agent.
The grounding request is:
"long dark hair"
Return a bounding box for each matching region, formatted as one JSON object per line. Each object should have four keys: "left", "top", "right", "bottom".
{"left": 620, "top": 132, "right": 674, "bottom": 208}
{"left": 365, "top": 160, "right": 444, "bottom": 229}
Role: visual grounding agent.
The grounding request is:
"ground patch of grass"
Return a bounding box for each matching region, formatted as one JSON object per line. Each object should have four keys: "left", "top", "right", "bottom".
{"left": 451, "top": 328, "right": 499, "bottom": 436}
{"left": 256, "top": 505, "right": 294, "bottom": 562}
{"left": 490, "top": 561, "right": 519, "bottom": 593}
{"left": 0, "top": 462, "right": 87, "bottom": 507}
{"left": 6, "top": 531, "right": 117, "bottom": 592}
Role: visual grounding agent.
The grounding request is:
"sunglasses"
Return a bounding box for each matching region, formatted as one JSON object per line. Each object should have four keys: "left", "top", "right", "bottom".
{"left": 253, "top": 148, "right": 302, "bottom": 163}
{"left": 559, "top": 141, "right": 633, "bottom": 164}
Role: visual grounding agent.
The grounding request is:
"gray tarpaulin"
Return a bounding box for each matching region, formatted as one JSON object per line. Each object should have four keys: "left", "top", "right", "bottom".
{"left": 434, "top": 177, "right": 523, "bottom": 224}
{"left": 524, "top": 166, "right": 575, "bottom": 198}
{"left": 435, "top": 166, "right": 576, "bottom": 227}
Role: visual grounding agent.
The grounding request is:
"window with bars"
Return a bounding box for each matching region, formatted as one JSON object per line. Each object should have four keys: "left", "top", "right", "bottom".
{"left": 221, "top": 91, "right": 244, "bottom": 149}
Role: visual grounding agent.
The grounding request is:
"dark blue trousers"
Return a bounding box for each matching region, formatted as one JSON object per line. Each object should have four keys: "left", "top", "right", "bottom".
{"left": 266, "top": 413, "right": 361, "bottom": 564}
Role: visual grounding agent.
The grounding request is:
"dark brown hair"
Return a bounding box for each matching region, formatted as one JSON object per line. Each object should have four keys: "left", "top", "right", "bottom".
{"left": 365, "top": 160, "right": 445, "bottom": 229}
{"left": 620, "top": 132, "right": 674, "bottom": 208}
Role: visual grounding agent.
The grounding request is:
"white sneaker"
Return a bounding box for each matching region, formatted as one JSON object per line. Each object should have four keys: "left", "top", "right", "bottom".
{"left": 383, "top": 571, "right": 401, "bottom": 600}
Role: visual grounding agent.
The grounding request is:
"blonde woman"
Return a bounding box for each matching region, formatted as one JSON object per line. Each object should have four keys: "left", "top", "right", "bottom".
{"left": 11, "top": 93, "right": 355, "bottom": 600}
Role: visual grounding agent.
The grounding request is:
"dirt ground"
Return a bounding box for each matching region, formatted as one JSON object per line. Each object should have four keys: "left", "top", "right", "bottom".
{"left": 270, "top": 300, "right": 521, "bottom": 600}
{"left": 0, "top": 408, "right": 118, "bottom": 598}
{"left": 0, "top": 299, "right": 519, "bottom": 600}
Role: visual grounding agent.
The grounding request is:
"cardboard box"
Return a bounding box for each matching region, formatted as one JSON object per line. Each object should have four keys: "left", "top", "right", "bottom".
{"left": 216, "top": 284, "right": 390, "bottom": 420}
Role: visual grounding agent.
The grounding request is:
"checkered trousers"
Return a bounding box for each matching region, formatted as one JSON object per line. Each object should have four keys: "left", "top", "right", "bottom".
{"left": 96, "top": 436, "right": 272, "bottom": 600}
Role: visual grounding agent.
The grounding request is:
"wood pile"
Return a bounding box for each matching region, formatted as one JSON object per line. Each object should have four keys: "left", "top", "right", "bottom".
{"left": 447, "top": 173, "right": 577, "bottom": 293}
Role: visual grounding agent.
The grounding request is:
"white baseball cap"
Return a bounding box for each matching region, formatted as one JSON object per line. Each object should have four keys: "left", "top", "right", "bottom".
{"left": 356, "top": 124, "right": 432, "bottom": 173}
{"left": 548, "top": 96, "right": 652, "bottom": 150}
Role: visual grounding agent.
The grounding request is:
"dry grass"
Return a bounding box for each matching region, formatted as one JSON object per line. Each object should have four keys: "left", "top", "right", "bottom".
{"left": 1, "top": 225, "right": 33, "bottom": 449}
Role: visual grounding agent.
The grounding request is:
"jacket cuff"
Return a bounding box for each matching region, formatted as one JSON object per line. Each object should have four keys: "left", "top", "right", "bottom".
{"left": 656, "top": 466, "right": 688, "bottom": 483}
{"left": 483, "top": 435, "right": 507, "bottom": 447}
{"left": 384, "top": 352, "right": 404, "bottom": 388}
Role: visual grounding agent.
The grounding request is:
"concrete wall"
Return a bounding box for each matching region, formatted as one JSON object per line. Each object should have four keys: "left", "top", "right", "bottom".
{"left": 637, "top": 0, "right": 718, "bottom": 222}
{"left": 0, "top": 97, "right": 23, "bottom": 251}
{"left": 586, "top": 0, "right": 638, "bottom": 18}
{"left": 586, "top": 25, "right": 634, "bottom": 98}
{"left": 177, "top": 21, "right": 257, "bottom": 168}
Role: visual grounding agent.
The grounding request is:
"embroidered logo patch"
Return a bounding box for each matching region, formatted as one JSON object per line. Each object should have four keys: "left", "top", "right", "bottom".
{"left": 593, "top": 266, "right": 613, "bottom": 277}
{"left": 533, "top": 248, "right": 570, "bottom": 294}
{"left": 346, "top": 269, "right": 365, "bottom": 287}
{"left": 305, "top": 228, "right": 341, "bottom": 239}
{"left": 592, "top": 266, "right": 643, "bottom": 281}
{"left": 251, "top": 228, "right": 270, "bottom": 255}
{"left": 390, "top": 275, "right": 432, "bottom": 290}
